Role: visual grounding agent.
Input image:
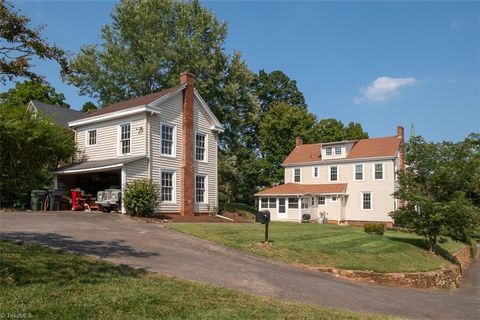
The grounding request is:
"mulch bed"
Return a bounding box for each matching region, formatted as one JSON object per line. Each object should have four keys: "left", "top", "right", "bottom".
{"left": 131, "top": 211, "right": 253, "bottom": 224}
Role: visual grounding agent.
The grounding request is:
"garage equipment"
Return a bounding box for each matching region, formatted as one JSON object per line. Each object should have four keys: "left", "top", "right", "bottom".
{"left": 31, "top": 190, "right": 47, "bottom": 211}
{"left": 96, "top": 188, "right": 121, "bottom": 212}
{"left": 71, "top": 189, "right": 90, "bottom": 211}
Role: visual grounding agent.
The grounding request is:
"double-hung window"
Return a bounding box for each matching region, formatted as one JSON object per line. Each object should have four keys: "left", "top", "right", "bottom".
{"left": 161, "top": 171, "right": 175, "bottom": 203}
{"left": 313, "top": 166, "right": 319, "bottom": 178}
{"left": 195, "top": 175, "right": 206, "bottom": 203}
{"left": 261, "top": 198, "right": 268, "bottom": 209}
{"left": 288, "top": 198, "right": 299, "bottom": 209}
{"left": 195, "top": 133, "right": 206, "bottom": 161}
{"left": 161, "top": 124, "right": 175, "bottom": 156}
{"left": 318, "top": 196, "right": 326, "bottom": 205}
{"left": 87, "top": 129, "right": 97, "bottom": 146}
{"left": 268, "top": 198, "right": 276, "bottom": 208}
{"left": 119, "top": 124, "right": 131, "bottom": 155}
{"left": 325, "top": 147, "right": 332, "bottom": 156}
{"left": 329, "top": 166, "right": 338, "bottom": 181}
{"left": 334, "top": 146, "right": 342, "bottom": 155}
{"left": 374, "top": 163, "right": 384, "bottom": 180}
{"left": 294, "top": 168, "right": 301, "bottom": 182}
{"left": 354, "top": 164, "right": 364, "bottom": 181}
{"left": 362, "top": 192, "right": 372, "bottom": 210}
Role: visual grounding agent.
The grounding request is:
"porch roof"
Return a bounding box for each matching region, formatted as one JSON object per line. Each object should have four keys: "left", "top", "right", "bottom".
{"left": 53, "top": 156, "right": 146, "bottom": 174}
{"left": 255, "top": 183, "right": 348, "bottom": 196}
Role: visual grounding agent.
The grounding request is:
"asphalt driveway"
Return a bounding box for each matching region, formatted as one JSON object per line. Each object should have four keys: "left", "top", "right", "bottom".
{"left": 1, "top": 211, "right": 478, "bottom": 320}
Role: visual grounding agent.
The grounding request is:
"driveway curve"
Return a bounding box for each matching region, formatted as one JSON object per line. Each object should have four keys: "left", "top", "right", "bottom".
{"left": 1, "top": 211, "right": 478, "bottom": 320}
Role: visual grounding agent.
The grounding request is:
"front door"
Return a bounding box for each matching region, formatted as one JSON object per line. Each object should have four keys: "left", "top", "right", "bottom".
{"left": 278, "top": 198, "right": 287, "bottom": 219}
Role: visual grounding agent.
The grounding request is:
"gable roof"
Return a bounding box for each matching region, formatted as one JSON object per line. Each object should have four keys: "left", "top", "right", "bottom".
{"left": 346, "top": 136, "right": 402, "bottom": 159}
{"left": 29, "top": 101, "right": 85, "bottom": 127}
{"left": 255, "top": 183, "right": 348, "bottom": 196}
{"left": 282, "top": 136, "right": 402, "bottom": 165}
{"left": 84, "top": 85, "right": 185, "bottom": 118}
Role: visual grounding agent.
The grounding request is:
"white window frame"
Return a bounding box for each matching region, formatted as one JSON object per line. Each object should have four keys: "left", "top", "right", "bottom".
{"left": 195, "top": 131, "right": 208, "bottom": 163}
{"left": 268, "top": 198, "right": 276, "bottom": 209}
{"left": 160, "top": 122, "right": 177, "bottom": 158}
{"left": 318, "top": 196, "right": 326, "bottom": 206}
{"left": 334, "top": 146, "right": 342, "bottom": 155}
{"left": 373, "top": 162, "right": 385, "bottom": 181}
{"left": 86, "top": 129, "right": 97, "bottom": 147}
{"left": 278, "top": 198, "right": 286, "bottom": 214}
{"left": 328, "top": 165, "right": 339, "bottom": 182}
{"left": 353, "top": 163, "right": 364, "bottom": 181}
{"left": 288, "top": 197, "right": 299, "bottom": 209}
{"left": 160, "top": 170, "right": 177, "bottom": 204}
{"left": 117, "top": 122, "right": 132, "bottom": 156}
{"left": 325, "top": 147, "right": 332, "bottom": 156}
{"left": 293, "top": 168, "right": 301, "bottom": 183}
{"left": 361, "top": 191, "right": 373, "bottom": 210}
{"left": 195, "top": 174, "right": 208, "bottom": 204}
{"left": 313, "top": 166, "right": 319, "bottom": 178}
{"left": 260, "top": 198, "right": 268, "bottom": 209}
{"left": 330, "top": 195, "right": 338, "bottom": 203}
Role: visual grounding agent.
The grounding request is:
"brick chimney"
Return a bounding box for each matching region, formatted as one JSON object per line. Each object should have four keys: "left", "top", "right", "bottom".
{"left": 396, "top": 126, "right": 404, "bottom": 140}
{"left": 180, "top": 72, "right": 195, "bottom": 216}
{"left": 295, "top": 137, "right": 303, "bottom": 146}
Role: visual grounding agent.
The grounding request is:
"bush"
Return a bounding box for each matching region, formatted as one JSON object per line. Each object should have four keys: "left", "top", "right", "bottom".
{"left": 123, "top": 179, "right": 159, "bottom": 217}
{"left": 364, "top": 223, "right": 385, "bottom": 235}
{"left": 469, "top": 239, "right": 478, "bottom": 257}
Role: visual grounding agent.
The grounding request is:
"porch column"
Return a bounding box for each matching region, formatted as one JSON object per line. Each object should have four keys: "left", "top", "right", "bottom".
{"left": 53, "top": 175, "right": 58, "bottom": 189}
{"left": 121, "top": 167, "right": 126, "bottom": 214}
{"left": 298, "top": 196, "right": 301, "bottom": 223}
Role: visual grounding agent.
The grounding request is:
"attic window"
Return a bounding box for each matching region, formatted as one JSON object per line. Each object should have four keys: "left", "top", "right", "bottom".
{"left": 325, "top": 147, "right": 332, "bottom": 156}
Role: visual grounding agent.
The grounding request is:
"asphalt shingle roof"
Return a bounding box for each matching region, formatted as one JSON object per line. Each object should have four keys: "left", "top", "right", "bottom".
{"left": 31, "top": 101, "right": 85, "bottom": 127}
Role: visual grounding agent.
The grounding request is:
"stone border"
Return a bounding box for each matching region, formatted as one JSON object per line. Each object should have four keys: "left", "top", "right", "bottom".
{"left": 298, "top": 245, "right": 477, "bottom": 289}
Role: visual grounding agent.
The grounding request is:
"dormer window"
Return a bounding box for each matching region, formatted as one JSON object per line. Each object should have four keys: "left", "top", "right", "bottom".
{"left": 325, "top": 147, "right": 332, "bottom": 155}
{"left": 334, "top": 146, "right": 342, "bottom": 155}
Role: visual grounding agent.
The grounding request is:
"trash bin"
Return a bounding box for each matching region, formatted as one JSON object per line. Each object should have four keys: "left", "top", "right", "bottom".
{"left": 31, "top": 190, "right": 47, "bottom": 211}
{"left": 48, "top": 189, "right": 66, "bottom": 211}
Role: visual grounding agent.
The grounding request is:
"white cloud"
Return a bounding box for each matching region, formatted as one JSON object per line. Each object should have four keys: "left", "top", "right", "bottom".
{"left": 354, "top": 76, "right": 417, "bottom": 104}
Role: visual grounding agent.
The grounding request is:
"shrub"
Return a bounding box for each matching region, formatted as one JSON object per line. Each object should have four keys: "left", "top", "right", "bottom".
{"left": 364, "top": 223, "right": 385, "bottom": 235}
{"left": 469, "top": 238, "right": 478, "bottom": 257}
{"left": 123, "top": 179, "right": 159, "bottom": 217}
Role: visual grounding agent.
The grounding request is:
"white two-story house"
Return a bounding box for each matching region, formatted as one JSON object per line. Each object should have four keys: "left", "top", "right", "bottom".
{"left": 255, "top": 127, "right": 405, "bottom": 226}
{"left": 53, "top": 72, "right": 223, "bottom": 215}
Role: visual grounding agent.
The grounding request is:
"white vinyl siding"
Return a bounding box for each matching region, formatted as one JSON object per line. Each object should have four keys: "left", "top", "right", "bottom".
{"left": 124, "top": 158, "right": 149, "bottom": 183}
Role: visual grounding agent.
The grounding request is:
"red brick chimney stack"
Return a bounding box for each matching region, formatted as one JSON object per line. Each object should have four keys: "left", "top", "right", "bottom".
{"left": 180, "top": 72, "right": 196, "bottom": 216}
{"left": 397, "top": 126, "right": 404, "bottom": 140}
{"left": 295, "top": 137, "right": 303, "bottom": 146}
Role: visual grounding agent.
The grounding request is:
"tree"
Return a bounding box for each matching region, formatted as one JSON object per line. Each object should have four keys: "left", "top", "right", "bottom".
{"left": 67, "top": 0, "right": 228, "bottom": 107}
{"left": 390, "top": 135, "right": 480, "bottom": 253}
{"left": 316, "top": 118, "right": 368, "bottom": 143}
{"left": 0, "top": 104, "right": 76, "bottom": 208}
{"left": 0, "top": 80, "right": 69, "bottom": 108}
{"left": 0, "top": 1, "right": 69, "bottom": 83}
{"left": 254, "top": 69, "right": 306, "bottom": 112}
{"left": 81, "top": 101, "right": 98, "bottom": 113}
{"left": 259, "top": 103, "right": 319, "bottom": 184}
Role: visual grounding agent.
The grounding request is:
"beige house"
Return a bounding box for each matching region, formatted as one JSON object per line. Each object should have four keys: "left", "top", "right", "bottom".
{"left": 53, "top": 73, "right": 223, "bottom": 215}
{"left": 255, "top": 127, "right": 405, "bottom": 225}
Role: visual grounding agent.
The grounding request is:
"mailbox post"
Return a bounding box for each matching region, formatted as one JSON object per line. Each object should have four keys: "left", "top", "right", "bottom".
{"left": 255, "top": 210, "right": 271, "bottom": 243}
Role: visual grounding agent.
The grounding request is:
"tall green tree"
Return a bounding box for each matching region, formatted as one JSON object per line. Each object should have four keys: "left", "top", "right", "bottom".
{"left": 0, "top": 1, "right": 69, "bottom": 83}
{"left": 390, "top": 135, "right": 480, "bottom": 253}
{"left": 0, "top": 80, "right": 69, "bottom": 108}
{"left": 316, "top": 118, "right": 368, "bottom": 143}
{"left": 67, "top": 0, "right": 228, "bottom": 107}
{"left": 81, "top": 101, "right": 98, "bottom": 113}
{"left": 259, "top": 103, "right": 319, "bottom": 184}
{"left": 0, "top": 104, "right": 76, "bottom": 208}
{"left": 254, "top": 70, "right": 307, "bottom": 112}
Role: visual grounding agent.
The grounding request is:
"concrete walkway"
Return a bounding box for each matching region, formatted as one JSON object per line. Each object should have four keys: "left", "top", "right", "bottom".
{"left": 1, "top": 211, "right": 478, "bottom": 320}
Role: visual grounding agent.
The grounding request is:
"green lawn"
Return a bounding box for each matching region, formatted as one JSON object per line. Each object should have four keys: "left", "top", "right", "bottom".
{"left": 166, "top": 222, "right": 465, "bottom": 273}
{"left": 0, "top": 241, "right": 392, "bottom": 320}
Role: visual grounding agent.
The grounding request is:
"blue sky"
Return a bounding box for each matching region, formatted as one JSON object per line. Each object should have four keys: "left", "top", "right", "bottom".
{"left": 4, "top": 1, "right": 479, "bottom": 142}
